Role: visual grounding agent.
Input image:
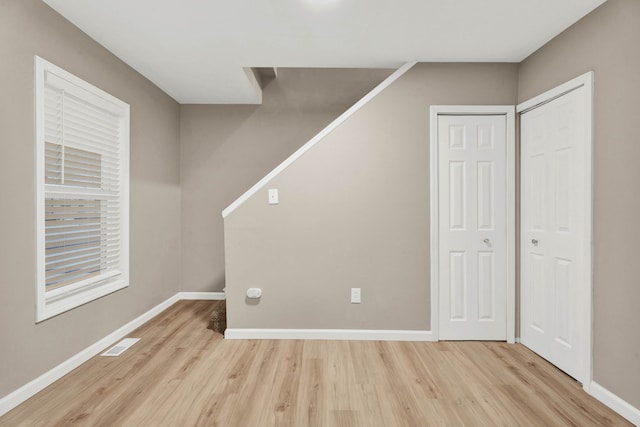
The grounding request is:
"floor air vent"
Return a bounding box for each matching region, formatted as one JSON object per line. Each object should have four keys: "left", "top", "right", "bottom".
{"left": 101, "top": 338, "right": 140, "bottom": 356}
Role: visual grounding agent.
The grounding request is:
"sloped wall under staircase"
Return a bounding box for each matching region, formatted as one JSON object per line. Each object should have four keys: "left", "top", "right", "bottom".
{"left": 223, "top": 62, "right": 518, "bottom": 333}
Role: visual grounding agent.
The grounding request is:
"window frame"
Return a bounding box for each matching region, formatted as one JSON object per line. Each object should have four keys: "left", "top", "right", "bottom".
{"left": 35, "top": 56, "right": 130, "bottom": 322}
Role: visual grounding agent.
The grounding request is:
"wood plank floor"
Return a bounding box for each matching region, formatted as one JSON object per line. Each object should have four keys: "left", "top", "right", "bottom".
{"left": 1, "top": 300, "right": 631, "bottom": 426}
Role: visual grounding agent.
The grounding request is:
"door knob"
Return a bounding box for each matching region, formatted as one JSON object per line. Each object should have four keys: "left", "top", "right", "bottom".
{"left": 532, "top": 239, "right": 539, "bottom": 246}
{"left": 483, "top": 238, "right": 490, "bottom": 244}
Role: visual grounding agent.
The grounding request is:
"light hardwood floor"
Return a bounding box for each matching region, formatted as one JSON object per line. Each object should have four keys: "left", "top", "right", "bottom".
{"left": 1, "top": 300, "right": 631, "bottom": 426}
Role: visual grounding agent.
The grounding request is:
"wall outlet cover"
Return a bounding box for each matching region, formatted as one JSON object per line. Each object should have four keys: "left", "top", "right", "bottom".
{"left": 351, "top": 288, "right": 361, "bottom": 304}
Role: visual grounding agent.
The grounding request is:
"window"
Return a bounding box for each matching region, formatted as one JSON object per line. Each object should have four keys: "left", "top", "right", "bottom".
{"left": 35, "top": 56, "right": 129, "bottom": 321}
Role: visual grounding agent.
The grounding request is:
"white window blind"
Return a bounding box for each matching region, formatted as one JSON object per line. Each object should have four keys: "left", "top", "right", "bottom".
{"left": 35, "top": 56, "right": 129, "bottom": 321}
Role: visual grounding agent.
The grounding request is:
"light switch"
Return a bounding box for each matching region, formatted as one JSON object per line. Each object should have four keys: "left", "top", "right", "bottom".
{"left": 268, "top": 188, "right": 279, "bottom": 205}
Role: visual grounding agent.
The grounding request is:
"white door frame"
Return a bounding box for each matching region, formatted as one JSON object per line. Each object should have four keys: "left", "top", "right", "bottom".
{"left": 517, "top": 72, "right": 593, "bottom": 389}
{"left": 430, "top": 105, "right": 516, "bottom": 343}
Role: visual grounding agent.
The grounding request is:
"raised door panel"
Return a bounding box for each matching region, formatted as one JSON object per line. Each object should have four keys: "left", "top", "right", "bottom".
{"left": 529, "top": 253, "right": 546, "bottom": 334}
{"left": 449, "top": 161, "right": 467, "bottom": 231}
{"left": 449, "top": 251, "right": 467, "bottom": 321}
{"left": 553, "top": 257, "right": 573, "bottom": 349}
{"left": 477, "top": 251, "right": 495, "bottom": 321}
{"left": 477, "top": 162, "right": 494, "bottom": 231}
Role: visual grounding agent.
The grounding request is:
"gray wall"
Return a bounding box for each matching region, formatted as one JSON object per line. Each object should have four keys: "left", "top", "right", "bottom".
{"left": 518, "top": 0, "right": 640, "bottom": 409}
{"left": 180, "top": 68, "right": 393, "bottom": 292}
{"left": 224, "top": 63, "right": 518, "bottom": 330}
{"left": 4, "top": 0, "right": 637, "bottom": 415}
{"left": 0, "top": 0, "right": 181, "bottom": 398}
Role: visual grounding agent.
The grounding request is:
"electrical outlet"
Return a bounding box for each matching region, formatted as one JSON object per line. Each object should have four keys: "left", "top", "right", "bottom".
{"left": 351, "top": 288, "right": 361, "bottom": 304}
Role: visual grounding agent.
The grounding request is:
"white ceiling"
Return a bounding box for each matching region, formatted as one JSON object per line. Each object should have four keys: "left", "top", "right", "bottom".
{"left": 42, "top": 0, "right": 606, "bottom": 104}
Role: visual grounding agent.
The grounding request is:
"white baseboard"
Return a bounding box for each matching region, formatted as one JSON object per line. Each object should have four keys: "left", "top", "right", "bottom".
{"left": 589, "top": 381, "right": 640, "bottom": 426}
{"left": 0, "top": 291, "right": 225, "bottom": 417}
{"left": 224, "top": 328, "right": 436, "bottom": 342}
{"left": 177, "top": 291, "right": 225, "bottom": 300}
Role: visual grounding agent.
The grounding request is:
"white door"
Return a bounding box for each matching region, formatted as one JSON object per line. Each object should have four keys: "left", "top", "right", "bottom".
{"left": 438, "top": 115, "right": 507, "bottom": 341}
{"left": 520, "top": 82, "right": 591, "bottom": 383}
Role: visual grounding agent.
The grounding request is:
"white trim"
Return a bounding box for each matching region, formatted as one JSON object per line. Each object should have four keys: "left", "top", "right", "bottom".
{"left": 38, "top": 56, "right": 129, "bottom": 114}
{"left": 34, "top": 55, "right": 131, "bottom": 322}
{"left": 589, "top": 381, "right": 640, "bottom": 426}
{"left": 177, "top": 291, "right": 226, "bottom": 300}
{"left": 35, "top": 55, "right": 46, "bottom": 323}
{"left": 0, "top": 294, "right": 180, "bottom": 417}
{"left": 429, "top": 109, "right": 439, "bottom": 341}
{"left": 505, "top": 107, "right": 516, "bottom": 344}
{"left": 429, "top": 105, "right": 516, "bottom": 343}
{"left": 516, "top": 71, "right": 594, "bottom": 388}
{"left": 224, "top": 328, "right": 435, "bottom": 341}
{"left": 222, "top": 61, "right": 417, "bottom": 218}
{"left": 516, "top": 72, "right": 592, "bottom": 113}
